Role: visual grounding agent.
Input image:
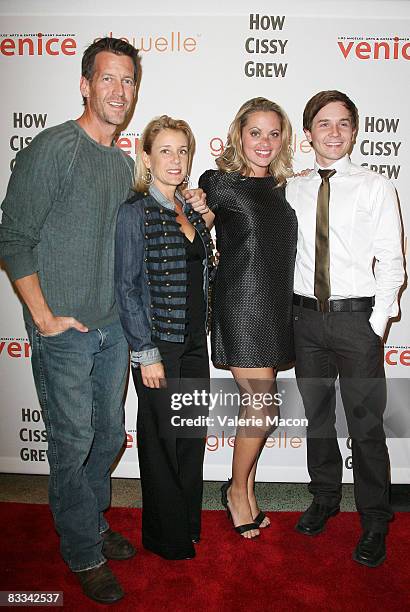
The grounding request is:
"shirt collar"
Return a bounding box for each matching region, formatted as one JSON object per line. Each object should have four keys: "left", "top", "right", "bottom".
{"left": 148, "top": 184, "right": 185, "bottom": 210}
{"left": 314, "top": 154, "right": 351, "bottom": 176}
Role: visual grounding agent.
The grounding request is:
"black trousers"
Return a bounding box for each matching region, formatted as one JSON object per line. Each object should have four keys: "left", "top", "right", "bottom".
{"left": 132, "top": 329, "right": 209, "bottom": 559}
{"left": 293, "top": 305, "right": 393, "bottom": 533}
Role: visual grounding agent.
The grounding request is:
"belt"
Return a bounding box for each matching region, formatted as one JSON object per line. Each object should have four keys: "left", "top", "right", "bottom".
{"left": 293, "top": 294, "right": 375, "bottom": 313}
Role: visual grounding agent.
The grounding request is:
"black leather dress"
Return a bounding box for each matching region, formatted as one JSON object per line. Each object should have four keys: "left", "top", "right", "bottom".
{"left": 199, "top": 169, "right": 297, "bottom": 368}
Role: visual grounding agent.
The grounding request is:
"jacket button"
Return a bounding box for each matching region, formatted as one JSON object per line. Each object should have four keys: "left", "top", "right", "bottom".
{"left": 145, "top": 235, "right": 148, "bottom": 239}
{"left": 167, "top": 320, "right": 171, "bottom": 323}
{"left": 168, "top": 308, "right": 172, "bottom": 312}
{"left": 168, "top": 295, "right": 172, "bottom": 298}
{"left": 165, "top": 271, "right": 169, "bottom": 276}
{"left": 150, "top": 304, "right": 154, "bottom": 308}
{"left": 145, "top": 209, "right": 149, "bottom": 214}
{"left": 160, "top": 209, "right": 164, "bottom": 213}
{"left": 145, "top": 222, "right": 149, "bottom": 226}
{"left": 163, "top": 259, "right": 167, "bottom": 262}
{"left": 152, "top": 316, "right": 155, "bottom": 320}
{"left": 166, "top": 283, "right": 170, "bottom": 286}
{"left": 144, "top": 258, "right": 147, "bottom": 262}
{"left": 164, "top": 232, "right": 168, "bottom": 236}
{"left": 162, "top": 221, "right": 166, "bottom": 225}
{"left": 165, "top": 245, "right": 168, "bottom": 249}
{"left": 167, "top": 331, "right": 171, "bottom": 335}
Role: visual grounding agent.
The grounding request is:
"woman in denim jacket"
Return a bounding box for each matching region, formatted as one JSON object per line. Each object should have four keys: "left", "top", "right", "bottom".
{"left": 115, "top": 116, "right": 214, "bottom": 560}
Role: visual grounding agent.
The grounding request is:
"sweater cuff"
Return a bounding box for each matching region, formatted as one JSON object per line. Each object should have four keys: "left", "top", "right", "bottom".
{"left": 2, "top": 251, "right": 38, "bottom": 282}
{"left": 130, "top": 347, "right": 162, "bottom": 367}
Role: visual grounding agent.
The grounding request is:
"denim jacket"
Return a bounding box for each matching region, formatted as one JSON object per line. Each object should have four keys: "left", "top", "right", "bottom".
{"left": 115, "top": 185, "right": 214, "bottom": 367}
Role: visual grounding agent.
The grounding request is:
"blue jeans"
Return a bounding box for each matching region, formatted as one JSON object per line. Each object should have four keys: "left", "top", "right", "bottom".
{"left": 26, "top": 319, "right": 129, "bottom": 571}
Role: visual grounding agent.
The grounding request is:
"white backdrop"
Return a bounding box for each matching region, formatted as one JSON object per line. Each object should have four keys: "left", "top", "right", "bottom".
{"left": 1, "top": 0, "right": 409, "bottom": 482}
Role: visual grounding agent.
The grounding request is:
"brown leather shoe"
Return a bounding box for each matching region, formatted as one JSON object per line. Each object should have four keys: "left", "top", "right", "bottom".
{"left": 76, "top": 563, "right": 124, "bottom": 604}
{"left": 102, "top": 528, "right": 137, "bottom": 560}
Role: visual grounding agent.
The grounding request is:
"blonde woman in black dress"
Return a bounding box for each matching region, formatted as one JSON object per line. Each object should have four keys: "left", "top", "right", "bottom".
{"left": 195, "top": 98, "right": 297, "bottom": 538}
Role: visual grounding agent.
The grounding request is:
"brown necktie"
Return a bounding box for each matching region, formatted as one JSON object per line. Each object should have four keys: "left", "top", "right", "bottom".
{"left": 314, "top": 169, "right": 336, "bottom": 311}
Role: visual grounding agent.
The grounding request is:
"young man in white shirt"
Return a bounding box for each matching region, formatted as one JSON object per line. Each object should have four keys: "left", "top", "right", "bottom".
{"left": 286, "top": 90, "right": 404, "bottom": 567}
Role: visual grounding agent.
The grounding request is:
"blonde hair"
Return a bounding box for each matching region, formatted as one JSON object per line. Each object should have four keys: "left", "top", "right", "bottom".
{"left": 134, "top": 115, "right": 195, "bottom": 193}
{"left": 217, "top": 97, "right": 293, "bottom": 185}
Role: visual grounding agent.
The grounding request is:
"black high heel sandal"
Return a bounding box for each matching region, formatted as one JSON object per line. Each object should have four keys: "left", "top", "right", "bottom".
{"left": 253, "top": 511, "right": 270, "bottom": 528}
{"left": 220, "top": 479, "right": 259, "bottom": 537}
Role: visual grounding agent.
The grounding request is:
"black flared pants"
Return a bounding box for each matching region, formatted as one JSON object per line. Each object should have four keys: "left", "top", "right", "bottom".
{"left": 132, "top": 329, "right": 209, "bottom": 559}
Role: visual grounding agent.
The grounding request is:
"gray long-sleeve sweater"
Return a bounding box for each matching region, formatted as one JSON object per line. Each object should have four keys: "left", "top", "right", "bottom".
{"left": 0, "top": 120, "right": 134, "bottom": 329}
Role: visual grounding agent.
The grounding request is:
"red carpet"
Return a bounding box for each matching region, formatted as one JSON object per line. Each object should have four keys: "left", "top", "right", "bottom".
{"left": 0, "top": 503, "right": 409, "bottom": 611}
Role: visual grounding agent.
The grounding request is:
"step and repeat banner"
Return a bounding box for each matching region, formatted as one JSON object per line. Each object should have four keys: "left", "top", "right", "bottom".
{"left": 1, "top": 1, "right": 409, "bottom": 482}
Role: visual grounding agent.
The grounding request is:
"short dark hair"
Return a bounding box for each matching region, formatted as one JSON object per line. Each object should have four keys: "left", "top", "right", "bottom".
{"left": 81, "top": 37, "right": 139, "bottom": 103}
{"left": 303, "top": 90, "right": 359, "bottom": 132}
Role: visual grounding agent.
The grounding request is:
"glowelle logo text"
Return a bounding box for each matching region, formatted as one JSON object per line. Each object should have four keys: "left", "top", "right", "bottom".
{"left": 0, "top": 33, "right": 76, "bottom": 56}
{"left": 95, "top": 31, "right": 198, "bottom": 53}
{"left": 338, "top": 36, "right": 410, "bottom": 60}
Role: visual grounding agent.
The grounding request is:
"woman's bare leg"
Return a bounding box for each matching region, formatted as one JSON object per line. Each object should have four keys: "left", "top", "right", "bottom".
{"left": 247, "top": 460, "right": 270, "bottom": 528}
{"left": 227, "top": 366, "right": 276, "bottom": 538}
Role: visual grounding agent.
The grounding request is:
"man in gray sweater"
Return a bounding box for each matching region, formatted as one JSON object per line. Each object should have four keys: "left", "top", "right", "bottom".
{"left": 0, "top": 37, "right": 139, "bottom": 604}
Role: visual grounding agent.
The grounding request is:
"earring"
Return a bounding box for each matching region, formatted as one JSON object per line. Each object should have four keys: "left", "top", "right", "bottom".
{"left": 143, "top": 169, "right": 154, "bottom": 185}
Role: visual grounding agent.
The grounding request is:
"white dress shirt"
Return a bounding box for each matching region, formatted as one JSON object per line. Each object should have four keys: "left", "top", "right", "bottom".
{"left": 286, "top": 155, "right": 404, "bottom": 337}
